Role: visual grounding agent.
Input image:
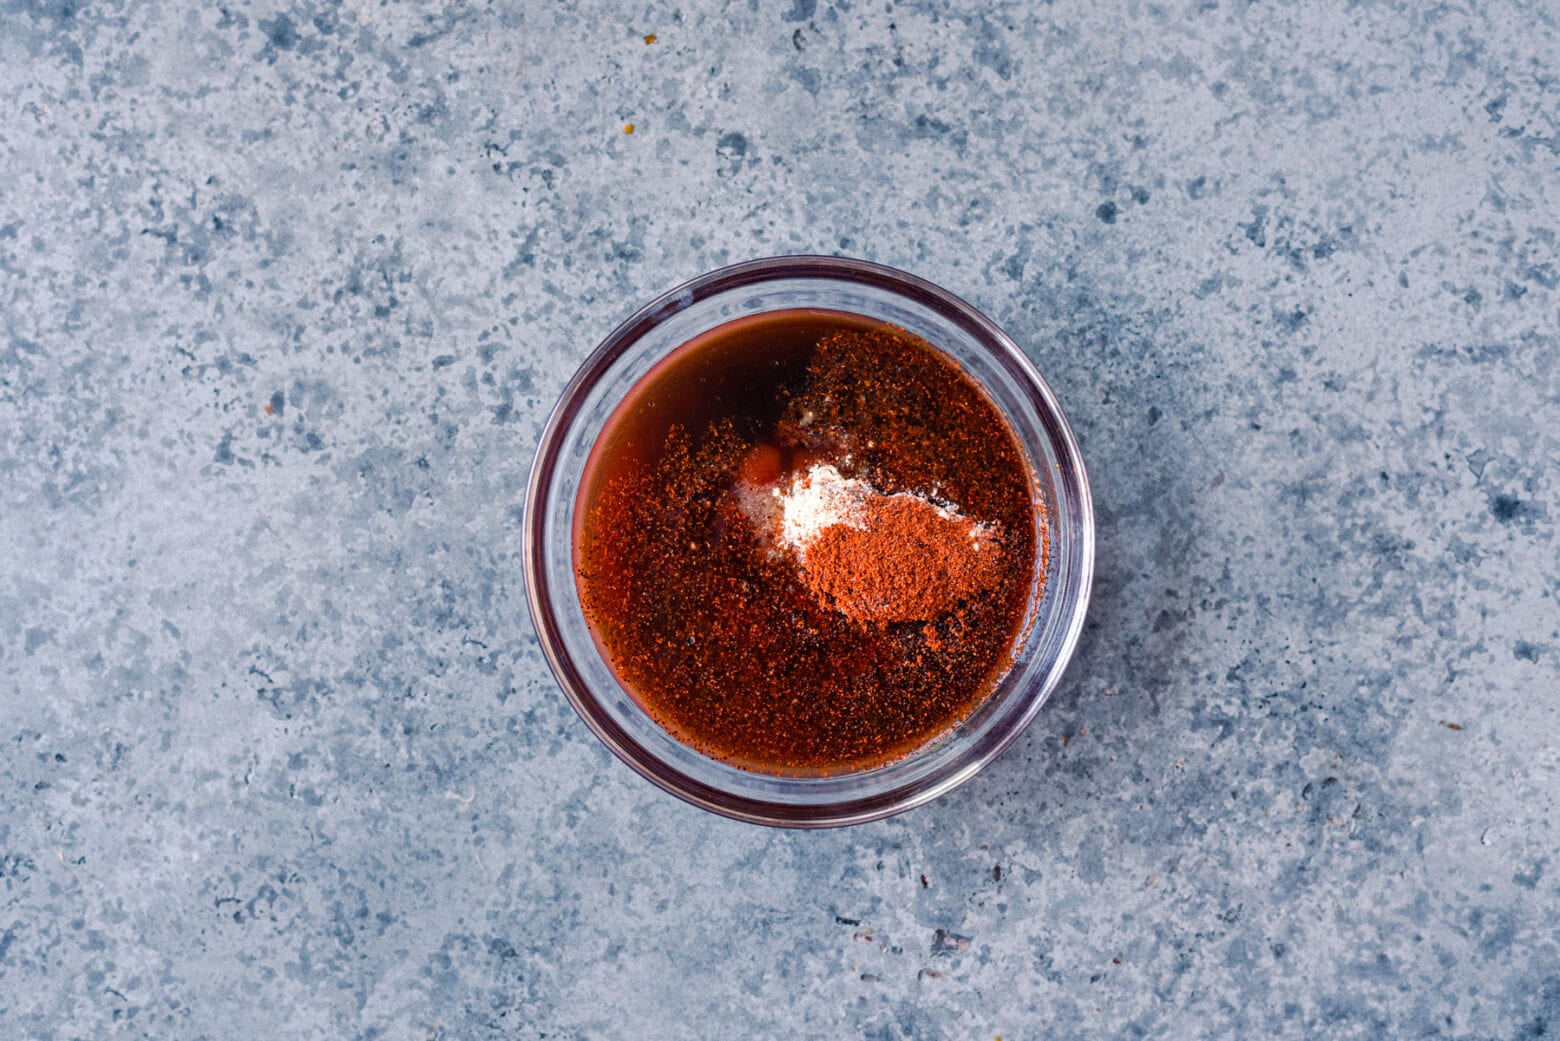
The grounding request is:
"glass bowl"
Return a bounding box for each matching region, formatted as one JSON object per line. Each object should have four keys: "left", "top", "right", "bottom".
{"left": 523, "top": 256, "right": 1093, "bottom": 827}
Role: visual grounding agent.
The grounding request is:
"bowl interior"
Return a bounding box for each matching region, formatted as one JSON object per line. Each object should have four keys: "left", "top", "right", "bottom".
{"left": 524, "top": 257, "right": 1093, "bottom": 826}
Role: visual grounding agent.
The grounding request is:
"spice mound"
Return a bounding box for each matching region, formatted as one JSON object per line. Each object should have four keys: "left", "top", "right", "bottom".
{"left": 772, "top": 464, "right": 1004, "bottom": 623}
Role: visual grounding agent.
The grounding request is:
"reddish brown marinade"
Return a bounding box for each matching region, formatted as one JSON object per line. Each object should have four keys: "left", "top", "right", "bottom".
{"left": 573, "top": 310, "right": 1041, "bottom": 774}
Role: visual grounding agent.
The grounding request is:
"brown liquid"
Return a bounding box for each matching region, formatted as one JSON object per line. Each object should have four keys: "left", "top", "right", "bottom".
{"left": 574, "top": 310, "right": 1041, "bottom": 774}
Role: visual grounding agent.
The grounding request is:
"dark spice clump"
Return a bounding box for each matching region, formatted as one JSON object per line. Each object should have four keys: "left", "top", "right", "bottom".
{"left": 574, "top": 311, "right": 1041, "bottom": 774}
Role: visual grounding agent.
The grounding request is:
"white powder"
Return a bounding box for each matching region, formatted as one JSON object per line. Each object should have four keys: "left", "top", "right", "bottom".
{"left": 770, "top": 463, "right": 996, "bottom": 554}
{"left": 776, "top": 464, "right": 871, "bottom": 550}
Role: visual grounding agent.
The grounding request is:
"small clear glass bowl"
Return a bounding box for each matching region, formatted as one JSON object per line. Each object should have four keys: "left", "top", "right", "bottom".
{"left": 524, "top": 257, "right": 1093, "bottom": 827}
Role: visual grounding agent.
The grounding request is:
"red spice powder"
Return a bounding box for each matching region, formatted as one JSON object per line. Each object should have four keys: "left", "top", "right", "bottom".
{"left": 800, "top": 496, "right": 1004, "bottom": 624}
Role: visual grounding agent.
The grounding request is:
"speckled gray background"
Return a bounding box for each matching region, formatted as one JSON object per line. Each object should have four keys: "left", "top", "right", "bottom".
{"left": 2, "top": 0, "right": 1557, "bottom": 1037}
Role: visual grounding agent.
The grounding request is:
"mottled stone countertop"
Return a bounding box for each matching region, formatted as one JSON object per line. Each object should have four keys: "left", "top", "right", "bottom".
{"left": 3, "top": 1, "right": 1557, "bottom": 1038}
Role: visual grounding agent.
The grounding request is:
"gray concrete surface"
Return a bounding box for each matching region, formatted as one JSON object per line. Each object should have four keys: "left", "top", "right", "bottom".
{"left": 3, "top": 1, "right": 1558, "bottom": 1038}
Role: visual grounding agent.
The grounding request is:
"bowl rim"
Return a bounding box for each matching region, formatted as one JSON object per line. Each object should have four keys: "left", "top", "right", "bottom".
{"left": 522, "top": 255, "right": 1094, "bottom": 827}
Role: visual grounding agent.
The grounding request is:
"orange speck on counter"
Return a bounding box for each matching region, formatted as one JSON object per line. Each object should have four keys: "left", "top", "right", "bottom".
{"left": 623, "top": 123, "right": 635, "bottom": 134}
{"left": 643, "top": 33, "right": 657, "bottom": 44}
{"left": 263, "top": 403, "right": 275, "bottom": 416}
